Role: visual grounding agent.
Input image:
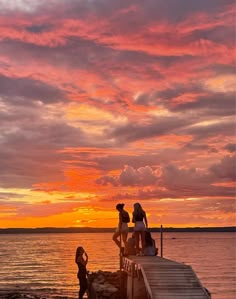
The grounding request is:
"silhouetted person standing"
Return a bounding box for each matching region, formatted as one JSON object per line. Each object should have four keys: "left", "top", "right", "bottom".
{"left": 112, "top": 203, "right": 130, "bottom": 249}
{"left": 75, "top": 246, "right": 88, "bottom": 299}
{"left": 132, "top": 202, "right": 148, "bottom": 255}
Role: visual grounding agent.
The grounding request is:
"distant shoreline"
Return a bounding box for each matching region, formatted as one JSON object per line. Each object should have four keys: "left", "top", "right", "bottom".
{"left": 0, "top": 226, "right": 235, "bottom": 234}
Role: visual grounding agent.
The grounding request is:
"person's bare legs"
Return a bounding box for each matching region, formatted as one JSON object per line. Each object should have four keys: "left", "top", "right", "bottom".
{"left": 141, "top": 231, "right": 146, "bottom": 254}
{"left": 122, "top": 231, "right": 128, "bottom": 245}
{"left": 112, "top": 231, "right": 121, "bottom": 248}
{"left": 135, "top": 231, "right": 140, "bottom": 254}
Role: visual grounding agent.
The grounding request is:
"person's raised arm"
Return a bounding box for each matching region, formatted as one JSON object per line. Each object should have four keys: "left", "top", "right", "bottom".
{"left": 76, "top": 253, "right": 88, "bottom": 266}
{"left": 84, "top": 251, "right": 88, "bottom": 265}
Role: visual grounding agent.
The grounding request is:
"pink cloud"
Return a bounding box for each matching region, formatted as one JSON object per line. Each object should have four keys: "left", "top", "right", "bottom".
{"left": 0, "top": 0, "right": 235, "bottom": 226}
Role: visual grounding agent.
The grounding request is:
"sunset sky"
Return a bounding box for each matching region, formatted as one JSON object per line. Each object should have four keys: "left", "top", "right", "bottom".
{"left": 0, "top": 0, "right": 235, "bottom": 228}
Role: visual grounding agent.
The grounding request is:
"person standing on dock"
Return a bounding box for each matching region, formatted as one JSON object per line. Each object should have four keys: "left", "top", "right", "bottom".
{"left": 132, "top": 202, "right": 148, "bottom": 255}
{"left": 75, "top": 246, "right": 88, "bottom": 299}
{"left": 112, "top": 203, "right": 130, "bottom": 249}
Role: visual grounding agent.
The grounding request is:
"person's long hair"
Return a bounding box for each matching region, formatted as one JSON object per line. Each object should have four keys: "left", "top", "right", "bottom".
{"left": 133, "top": 202, "right": 145, "bottom": 218}
{"left": 145, "top": 231, "right": 153, "bottom": 246}
{"left": 75, "top": 246, "right": 83, "bottom": 264}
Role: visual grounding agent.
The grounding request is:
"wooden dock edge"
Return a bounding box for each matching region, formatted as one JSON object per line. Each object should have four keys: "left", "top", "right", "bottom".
{"left": 121, "top": 256, "right": 211, "bottom": 299}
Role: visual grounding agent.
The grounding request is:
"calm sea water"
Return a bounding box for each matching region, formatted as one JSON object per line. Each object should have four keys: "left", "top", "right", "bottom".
{"left": 0, "top": 232, "right": 235, "bottom": 299}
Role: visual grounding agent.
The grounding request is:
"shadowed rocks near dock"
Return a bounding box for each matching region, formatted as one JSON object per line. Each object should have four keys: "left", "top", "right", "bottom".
{"left": 87, "top": 270, "right": 126, "bottom": 299}
{"left": 1, "top": 293, "right": 43, "bottom": 299}
{"left": 0, "top": 271, "right": 125, "bottom": 299}
{"left": 0, "top": 289, "right": 76, "bottom": 299}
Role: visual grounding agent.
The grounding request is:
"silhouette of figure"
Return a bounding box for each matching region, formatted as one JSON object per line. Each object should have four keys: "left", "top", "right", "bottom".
{"left": 112, "top": 203, "right": 129, "bottom": 248}
{"left": 132, "top": 202, "right": 148, "bottom": 255}
{"left": 144, "top": 231, "right": 157, "bottom": 256}
{"left": 124, "top": 232, "right": 136, "bottom": 255}
{"left": 75, "top": 246, "right": 88, "bottom": 299}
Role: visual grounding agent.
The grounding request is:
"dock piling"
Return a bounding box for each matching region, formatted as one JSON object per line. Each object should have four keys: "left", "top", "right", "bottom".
{"left": 160, "top": 224, "right": 163, "bottom": 257}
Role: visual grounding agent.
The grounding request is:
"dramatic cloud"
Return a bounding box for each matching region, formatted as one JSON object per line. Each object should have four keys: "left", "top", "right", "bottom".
{"left": 210, "top": 155, "right": 236, "bottom": 181}
{"left": 96, "top": 155, "right": 235, "bottom": 199}
{"left": 0, "top": 74, "right": 66, "bottom": 104}
{"left": 0, "top": 0, "right": 235, "bottom": 228}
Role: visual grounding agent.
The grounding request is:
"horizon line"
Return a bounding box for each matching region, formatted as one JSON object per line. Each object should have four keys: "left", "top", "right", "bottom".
{"left": 0, "top": 225, "right": 235, "bottom": 230}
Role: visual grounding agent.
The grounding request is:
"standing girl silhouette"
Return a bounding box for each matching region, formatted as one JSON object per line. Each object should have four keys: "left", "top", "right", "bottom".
{"left": 75, "top": 246, "right": 88, "bottom": 299}
{"left": 132, "top": 202, "right": 148, "bottom": 255}
{"left": 112, "top": 203, "right": 130, "bottom": 249}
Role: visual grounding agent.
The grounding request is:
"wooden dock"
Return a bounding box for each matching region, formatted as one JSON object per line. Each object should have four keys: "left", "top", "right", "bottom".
{"left": 122, "top": 255, "right": 211, "bottom": 299}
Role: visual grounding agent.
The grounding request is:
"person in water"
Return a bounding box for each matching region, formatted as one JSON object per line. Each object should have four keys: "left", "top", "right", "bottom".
{"left": 132, "top": 202, "right": 148, "bottom": 255}
{"left": 75, "top": 246, "right": 88, "bottom": 299}
{"left": 112, "top": 203, "right": 130, "bottom": 249}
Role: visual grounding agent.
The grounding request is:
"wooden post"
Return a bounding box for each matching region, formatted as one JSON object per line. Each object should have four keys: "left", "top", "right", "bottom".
{"left": 160, "top": 224, "right": 163, "bottom": 257}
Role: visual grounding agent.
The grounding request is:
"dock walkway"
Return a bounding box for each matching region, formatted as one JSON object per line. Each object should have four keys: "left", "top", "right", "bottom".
{"left": 122, "top": 255, "right": 211, "bottom": 299}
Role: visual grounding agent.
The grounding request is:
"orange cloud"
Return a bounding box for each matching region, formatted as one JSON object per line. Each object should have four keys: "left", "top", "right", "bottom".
{"left": 0, "top": 0, "right": 235, "bottom": 228}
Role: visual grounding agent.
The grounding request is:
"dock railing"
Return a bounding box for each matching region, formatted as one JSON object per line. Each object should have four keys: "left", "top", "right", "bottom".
{"left": 140, "top": 266, "right": 153, "bottom": 299}
{"left": 122, "top": 256, "right": 153, "bottom": 299}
